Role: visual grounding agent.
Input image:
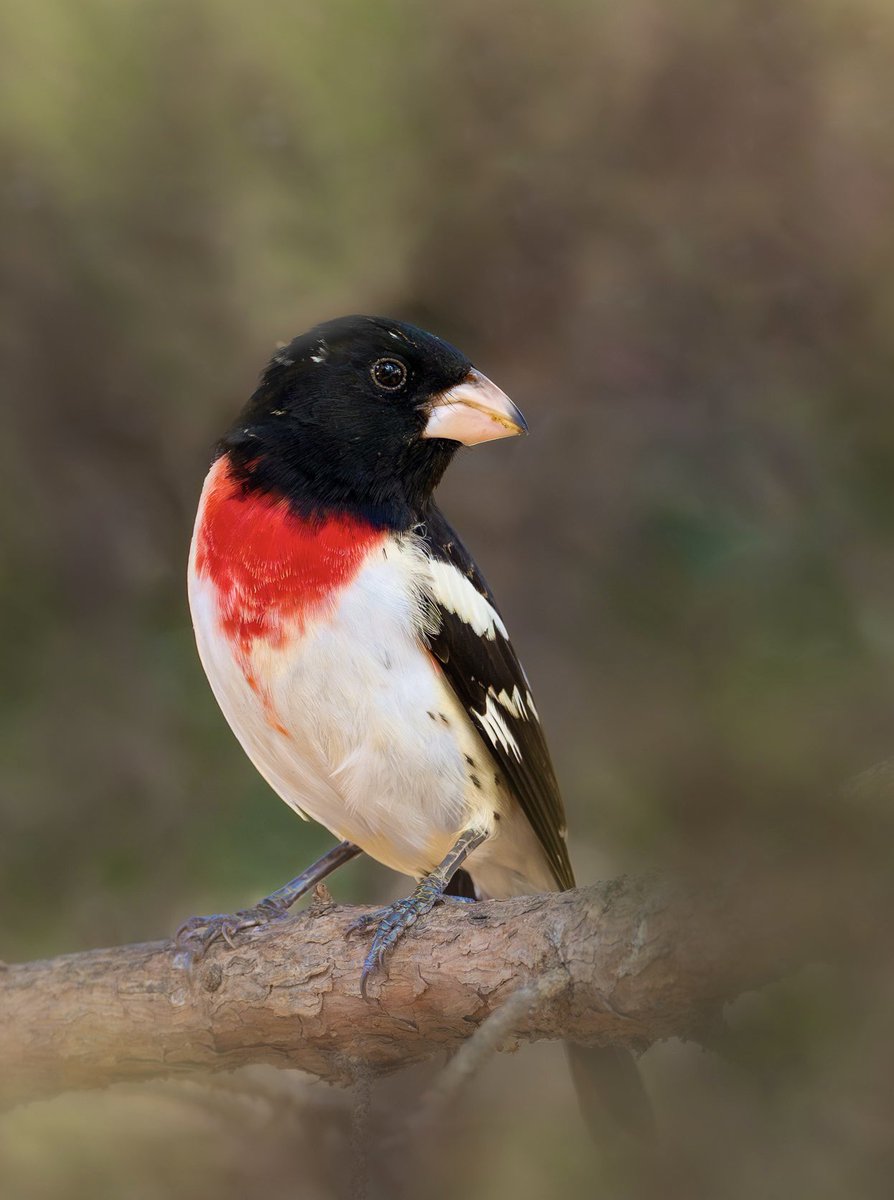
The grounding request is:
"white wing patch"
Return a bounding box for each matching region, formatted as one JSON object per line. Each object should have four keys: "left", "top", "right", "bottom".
{"left": 489, "top": 684, "right": 538, "bottom": 721}
{"left": 427, "top": 560, "right": 508, "bottom": 640}
{"left": 473, "top": 695, "right": 522, "bottom": 760}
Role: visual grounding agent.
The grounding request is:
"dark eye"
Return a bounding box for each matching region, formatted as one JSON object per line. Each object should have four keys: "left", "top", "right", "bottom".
{"left": 370, "top": 357, "right": 407, "bottom": 392}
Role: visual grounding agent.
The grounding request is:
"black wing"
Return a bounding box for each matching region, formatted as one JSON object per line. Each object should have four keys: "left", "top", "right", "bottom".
{"left": 421, "top": 506, "right": 574, "bottom": 891}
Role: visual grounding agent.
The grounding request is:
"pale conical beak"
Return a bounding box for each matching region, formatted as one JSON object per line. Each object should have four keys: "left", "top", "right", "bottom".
{"left": 421, "top": 368, "right": 528, "bottom": 446}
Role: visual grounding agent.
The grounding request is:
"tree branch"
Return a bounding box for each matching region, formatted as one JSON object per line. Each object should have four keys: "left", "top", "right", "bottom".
{"left": 0, "top": 875, "right": 812, "bottom": 1108}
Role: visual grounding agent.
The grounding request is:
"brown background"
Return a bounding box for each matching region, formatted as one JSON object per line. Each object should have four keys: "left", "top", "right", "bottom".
{"left": 2, "top": 1, "right": 893, "bottom": 1197}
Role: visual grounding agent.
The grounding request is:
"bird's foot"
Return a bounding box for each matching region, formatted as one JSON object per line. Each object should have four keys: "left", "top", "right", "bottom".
{"left": 173, "top": 898, "right": 289, "bottom": 968}
{"left": 348, "top": 878, "right": 474, "bottom": 998}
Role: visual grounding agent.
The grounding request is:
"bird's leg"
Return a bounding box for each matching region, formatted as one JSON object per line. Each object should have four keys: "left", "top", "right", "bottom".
{"left": 175, "top": 840, "right": 362, "bottom": 964}
{"left": 349, "top": 827, "right": 488, "bottom": 997}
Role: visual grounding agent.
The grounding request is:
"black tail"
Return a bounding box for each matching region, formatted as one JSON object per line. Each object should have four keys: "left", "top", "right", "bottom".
{"left": 566, "top": 1042, "right": 656, "bottom": 1146}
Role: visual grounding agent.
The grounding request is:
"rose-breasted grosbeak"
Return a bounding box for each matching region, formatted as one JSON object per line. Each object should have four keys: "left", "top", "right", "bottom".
{"left": 179, "top": 315, "right": 651, "bottom": 1138}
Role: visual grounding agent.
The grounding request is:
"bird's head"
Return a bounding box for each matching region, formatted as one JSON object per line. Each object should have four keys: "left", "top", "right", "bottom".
{"left": 219, "top": 315, "right": 527, "bottom": 527}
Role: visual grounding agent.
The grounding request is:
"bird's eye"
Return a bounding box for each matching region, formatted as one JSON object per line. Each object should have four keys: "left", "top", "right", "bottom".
{"left": 370, "top": 357, "right": 407, "bottom": 392}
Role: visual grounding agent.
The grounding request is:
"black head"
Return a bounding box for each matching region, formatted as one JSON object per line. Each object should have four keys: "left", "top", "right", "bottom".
{"left": 220, "top": 315, "right": 526, "bottom": 528}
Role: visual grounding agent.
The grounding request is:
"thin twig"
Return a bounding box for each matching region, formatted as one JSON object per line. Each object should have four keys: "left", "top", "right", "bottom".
{"left": 412, "top": 968, "right": 568, "bottom": 1131}
{"left": 349, "top": 1063, "right": 372, "bottom": 1200}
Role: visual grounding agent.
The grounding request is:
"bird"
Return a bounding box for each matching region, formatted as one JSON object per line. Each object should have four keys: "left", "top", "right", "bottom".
{"left": 178, "top": 314, "right": 652, "bottom": 1140}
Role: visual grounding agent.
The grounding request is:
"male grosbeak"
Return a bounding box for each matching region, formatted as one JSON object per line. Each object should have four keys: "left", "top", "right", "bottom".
{"left": 179, "top": 315, "right": 650, "bottom": 1138}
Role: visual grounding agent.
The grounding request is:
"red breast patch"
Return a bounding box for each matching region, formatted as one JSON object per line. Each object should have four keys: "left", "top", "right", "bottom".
{"left": 194, "top": 456, "right": 384, "bottom": 657}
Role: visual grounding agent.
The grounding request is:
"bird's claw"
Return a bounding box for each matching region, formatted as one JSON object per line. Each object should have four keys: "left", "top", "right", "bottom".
{"left": 173, "top": 898, "right": 288, "bottom": 967}
{"left": 348, "top": 877, "right": 471, "bottom": 998}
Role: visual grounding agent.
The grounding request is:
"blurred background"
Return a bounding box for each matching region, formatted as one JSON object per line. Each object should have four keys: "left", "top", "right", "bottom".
{"left": 2, "top": 0, "right": 894, "bottom": 1196}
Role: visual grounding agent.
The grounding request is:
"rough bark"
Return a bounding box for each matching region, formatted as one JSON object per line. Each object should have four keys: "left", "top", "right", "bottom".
{"left": 0, "top": 876, "right": 812, "bottom": 1108}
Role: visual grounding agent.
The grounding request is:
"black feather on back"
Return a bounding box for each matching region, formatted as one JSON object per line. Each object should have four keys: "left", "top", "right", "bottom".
{"left": 422, "top": 507, "right": 575, "bottom": 891}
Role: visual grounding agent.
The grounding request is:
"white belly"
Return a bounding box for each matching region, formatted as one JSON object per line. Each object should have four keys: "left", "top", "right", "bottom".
{"left": 189, "top": 534, "right": 503, "bottom": 878}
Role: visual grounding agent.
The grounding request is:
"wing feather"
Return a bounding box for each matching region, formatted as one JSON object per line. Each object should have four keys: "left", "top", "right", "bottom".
{"left": 420, "top": 507, "right": 574, "bottom": 891}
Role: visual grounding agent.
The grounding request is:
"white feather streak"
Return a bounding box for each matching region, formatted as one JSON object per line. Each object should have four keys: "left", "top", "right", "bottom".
{"left": 427, "top": 560, "right": 508, "bottom": 640}
{"left": 473, "top": 696, "right": 522, "bottom": 760}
